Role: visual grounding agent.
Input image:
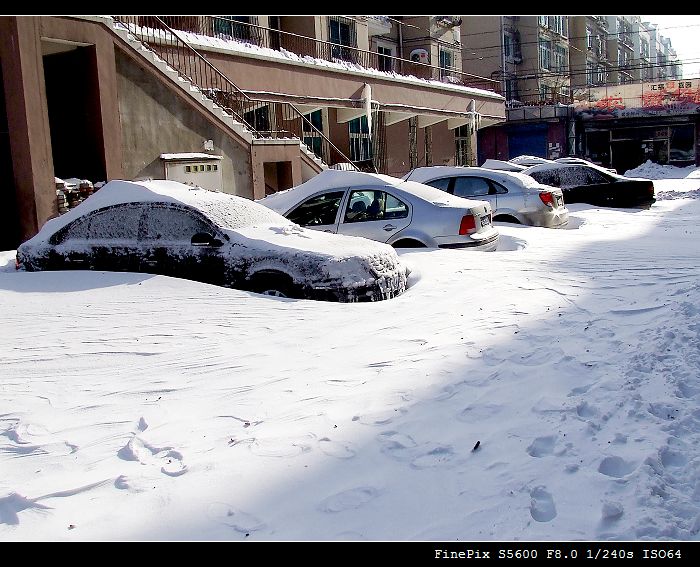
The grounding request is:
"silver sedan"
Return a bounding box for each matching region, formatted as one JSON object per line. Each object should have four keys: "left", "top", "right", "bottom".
{"left": 257, "top": 170, "right": 499, "bottom": 251}
{"left": 404, "top": 166, "right": 569, "bottom": 228}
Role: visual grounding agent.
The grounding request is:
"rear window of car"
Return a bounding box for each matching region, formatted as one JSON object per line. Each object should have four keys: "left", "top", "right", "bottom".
{"left": 528, "top": 169, "right": 561, "bottom": 187}
{"left": 51, "top": 205, "right": 142, "bottom": 244}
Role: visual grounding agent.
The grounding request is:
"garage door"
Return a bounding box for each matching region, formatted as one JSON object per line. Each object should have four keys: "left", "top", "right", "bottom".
{"left": 508, "top": 123, "right": 548, "bottom": 159}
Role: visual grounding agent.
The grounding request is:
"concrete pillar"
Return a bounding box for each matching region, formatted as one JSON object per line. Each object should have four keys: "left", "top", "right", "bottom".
{"left": 0, "top": 16, "right": 56, "bottom": 240}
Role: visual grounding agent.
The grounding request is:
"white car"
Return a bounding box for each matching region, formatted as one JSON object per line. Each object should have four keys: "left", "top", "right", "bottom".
{"left": 257, "top": 170, "right": 499, "bottom": 251}
{"left": 403, "top": 166, "right": 569, "bottom": 228}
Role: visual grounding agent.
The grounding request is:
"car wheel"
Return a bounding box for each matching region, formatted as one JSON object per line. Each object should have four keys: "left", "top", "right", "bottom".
{"left": 248, "top": 272, "right": 300, "bottom": 299}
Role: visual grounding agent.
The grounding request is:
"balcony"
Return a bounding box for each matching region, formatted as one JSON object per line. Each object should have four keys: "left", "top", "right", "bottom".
{"left": 130, "top": 16, "right": 500, "bottom": 94}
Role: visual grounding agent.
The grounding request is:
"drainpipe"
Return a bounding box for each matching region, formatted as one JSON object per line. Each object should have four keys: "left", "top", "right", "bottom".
{"left": 500, "top": 16, "right": 506, "bottom": 97}
{"left": 398, "top": 20, "right": 404, "bottom": 73}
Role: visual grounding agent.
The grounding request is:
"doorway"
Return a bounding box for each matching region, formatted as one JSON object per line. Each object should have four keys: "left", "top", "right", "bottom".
{"left": 42, "top": 43, "right": 107, "bottom": 184}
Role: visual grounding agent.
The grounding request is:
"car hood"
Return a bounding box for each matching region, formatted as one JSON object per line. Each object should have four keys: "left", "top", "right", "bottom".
{"left": 228, "top": 224, "right": 406, "bottom": 279}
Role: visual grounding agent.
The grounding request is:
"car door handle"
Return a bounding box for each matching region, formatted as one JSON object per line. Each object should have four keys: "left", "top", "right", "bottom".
{"left": 383, "top": 224, "right": 397, "bottom": 231}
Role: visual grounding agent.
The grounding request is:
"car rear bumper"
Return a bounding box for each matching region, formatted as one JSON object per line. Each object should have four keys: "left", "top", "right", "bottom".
{"left": 535, "top": 208, "right": 569, "bottom": 228}
{"left": 437, "top": 232, "right": 499, "bottom": 252}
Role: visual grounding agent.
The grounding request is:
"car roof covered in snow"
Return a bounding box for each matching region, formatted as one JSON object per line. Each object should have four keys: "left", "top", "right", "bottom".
{"left": 480, "top": 159, "right": 528, "bottom": 172}
{"left": 258, "top": 169, "right": 488, "bottom": 213}
{"left": 404, "top": 166, "right": 544, "bottom": 189}
{"left": 523, "top": 161, "right": 630, "bottom": 180}
{"left": 31, "top": 179, "right": 292, "bottom": 243}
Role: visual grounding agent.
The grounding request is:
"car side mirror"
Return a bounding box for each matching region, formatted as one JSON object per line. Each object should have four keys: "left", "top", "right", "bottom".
{"left": 191, "top": 232, "right": 223, "bottom": 247}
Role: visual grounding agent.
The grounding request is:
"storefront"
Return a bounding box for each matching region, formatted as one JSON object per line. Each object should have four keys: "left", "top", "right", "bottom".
{"left": 574, "top": 80, "right": 700, "bottom": 174}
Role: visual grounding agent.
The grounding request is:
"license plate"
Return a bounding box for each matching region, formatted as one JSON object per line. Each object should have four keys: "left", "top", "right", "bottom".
{"left": 480, "top": 215, "right": 491, "bottom": 227}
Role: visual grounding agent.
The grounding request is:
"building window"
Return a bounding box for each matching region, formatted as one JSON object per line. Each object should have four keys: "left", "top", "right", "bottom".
{"left": 213, "top": 16, "right": 260, "bottom": 44}
{"left": 349, "top": 116, "right": 372, "bottom": 162}
{"left": 539, "top": 16, "right": 548, "bottom": 27}
{"left": 377, "top": 45, "right": 394, "bottom": 72}
{"left": 303, "top": 110, "right": 323, "bottom": 159}
{"left": 329, "top": 16, "right": 357, "bottom": 62}
{"left": 455, "top": 125, "right": 470, "bottom": 166}
{"left": 586, "top": 61, "right": 595, "bottom": 85}
{"left": 586, "top": 27, "right": 593, "bottom": 50}
{"left": 553, "top": 44, "right": 567, "bottom": 73}
{"left": 243, "top": 106, "right": 271, "bottom": 134}
{"left": 539, "top": 38, "right": 551, "bottom": 70}
{"left": 641, "top": 39, "right": 649, "bottom": 60}
{"left": 597, "top": 65, "right": 606, "bottom": 84}
{"left": 439, "top": 48, "right": 455, "bottom": 78}
{"left": 670, "top": 124, "right": 695, "bottom": 163}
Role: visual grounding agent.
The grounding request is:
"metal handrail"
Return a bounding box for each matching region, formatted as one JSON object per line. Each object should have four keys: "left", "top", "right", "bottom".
{"left": 112, "top": 15, "right": 358, "bottom": 169}
{"left": 149, "top": 15, "right": 501, "bottom": 93}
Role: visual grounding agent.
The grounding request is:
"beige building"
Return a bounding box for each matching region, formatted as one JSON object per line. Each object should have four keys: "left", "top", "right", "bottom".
{"left": 0, "top": 15, "right": 504, "bottom": 249}
{"left": 461, "top": 16, "right": 572, "bottom": 106}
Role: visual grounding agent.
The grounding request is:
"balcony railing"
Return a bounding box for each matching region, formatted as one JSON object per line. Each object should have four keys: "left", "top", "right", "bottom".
{"left": 140, "top": 15, "right": 500, "bottom": 94}
{"left": 506, "top": 92, "right": 574, "bottom": 108}
{"left": 113, "top": 16, "right": 358, "bottom": 169}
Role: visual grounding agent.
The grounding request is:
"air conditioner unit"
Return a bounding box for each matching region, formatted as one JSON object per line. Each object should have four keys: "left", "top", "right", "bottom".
{"left": 410, "top": 48, "right": 429, "bottom": 64}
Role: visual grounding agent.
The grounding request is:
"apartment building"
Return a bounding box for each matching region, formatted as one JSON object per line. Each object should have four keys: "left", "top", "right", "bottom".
{"left": 461, "top": 16, "right": 573, "bottom": 162}
{"left": 460, "top": 14, "right": 696, "bottom": 172}
{"left": 0, "top": 16, "right": 505, "bottom": 250}
{"left": 570, "top": 16, "right": 611, "bottom": 88}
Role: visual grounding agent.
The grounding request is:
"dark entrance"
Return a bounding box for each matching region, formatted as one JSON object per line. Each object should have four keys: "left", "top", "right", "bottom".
{"left": 42, "top": 44, "right": 107, "bottom": 184}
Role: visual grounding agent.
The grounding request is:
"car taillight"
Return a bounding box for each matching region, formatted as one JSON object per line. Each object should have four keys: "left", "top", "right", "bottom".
{"left": 539, "top": 191, "right": 555, "bottom": 207}
{"left": 459, "top": 215, "right": 476, "bottom": 235}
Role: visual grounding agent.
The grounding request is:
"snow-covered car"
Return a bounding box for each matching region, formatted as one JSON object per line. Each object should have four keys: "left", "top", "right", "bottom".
{"left": 257, "top": 170, "right": 499, "bottom": 251}
{"left": 403, "top": 166, "right": 569, "bottom": 228}
{"left": 523, "top": 162, "right": 656, "bottom": 208}
{"left": 15, "top": 179, "right": 409, "bottom": 302}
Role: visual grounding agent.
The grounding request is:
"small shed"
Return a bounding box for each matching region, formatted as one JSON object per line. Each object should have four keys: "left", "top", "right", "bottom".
{"left": 160, "top": 153, "right": 224, "bottom": 192}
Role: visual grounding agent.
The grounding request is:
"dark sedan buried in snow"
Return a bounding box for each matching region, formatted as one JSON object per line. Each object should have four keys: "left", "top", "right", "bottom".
{"left": 523, "top": 162, "right": 656, "bottom": 208}
{"left": 15, "top": 179, "right": 409, "bottom": 302}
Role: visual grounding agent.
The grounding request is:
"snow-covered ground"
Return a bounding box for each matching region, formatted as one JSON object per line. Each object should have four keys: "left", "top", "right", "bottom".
{"left": 1, "top": 168, "right": 700, "bottom": 541}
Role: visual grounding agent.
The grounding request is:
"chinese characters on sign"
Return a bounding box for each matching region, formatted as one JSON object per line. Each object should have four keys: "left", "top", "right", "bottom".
{"left": 575, "top": 79, "right": 700, "bottom": 117}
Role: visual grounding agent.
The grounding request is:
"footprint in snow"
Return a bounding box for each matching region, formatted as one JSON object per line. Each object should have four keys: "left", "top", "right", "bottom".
{"left": 526, "top": 436, "right": 557, "bottom": 458}
{"left": 318, "top": 437, "right": 356, "bottom": 459}
{"left": 598, "top": 456, "right": 637, "bottom": 478}
{"left": 378, "top": 430, "right": 417, "bottom": 461}
{"left": 410, "top": 445, "right": 455, "bottom": 469}
{"left": 319, "top": 487, "right": 380, "bottom": 513}
{"left": 117, "top": 436, "right": 187, "bottom": 477}
{"left": 529, "top": 486, "right": 557, "bottom": 522}
{"left": 207, "top": 502, "right": 266, "bottom": 534}
{"left": 248, "top": 435, "right": 312, "bottom": 457}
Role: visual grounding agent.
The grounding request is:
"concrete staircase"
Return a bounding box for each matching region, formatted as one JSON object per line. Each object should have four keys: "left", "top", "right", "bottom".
{"left": 108, "top": 19, "right": 327, "bottom": 172}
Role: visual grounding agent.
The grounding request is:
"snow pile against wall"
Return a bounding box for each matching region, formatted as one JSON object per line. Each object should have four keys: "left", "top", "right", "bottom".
{"left": 624, "top": 160, "right": 700, "bottom": 180}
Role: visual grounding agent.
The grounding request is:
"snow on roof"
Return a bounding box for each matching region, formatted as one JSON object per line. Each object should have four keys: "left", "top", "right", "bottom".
{"left": 25, "top": 178, "right": 402, "bottom": 262}
{"left": 29, "top": 179, "right": 291, "bottom": 245}
{"left": 124, "top": 23, "right": 502, "bottom": 101}
{"left": 405, "top": 166, "right": 543, "bottom": 189}
{"left": 480, "top": 159, "right": 527, "bottom": 172}
{"left": 509, "top": 155, "right": 554, "bottom": 166}
{"left": 258, "top": 169, "right": 483, "bottom": 214}
{"left": 160, "top": 153, "right": 223, "bottom": 161}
